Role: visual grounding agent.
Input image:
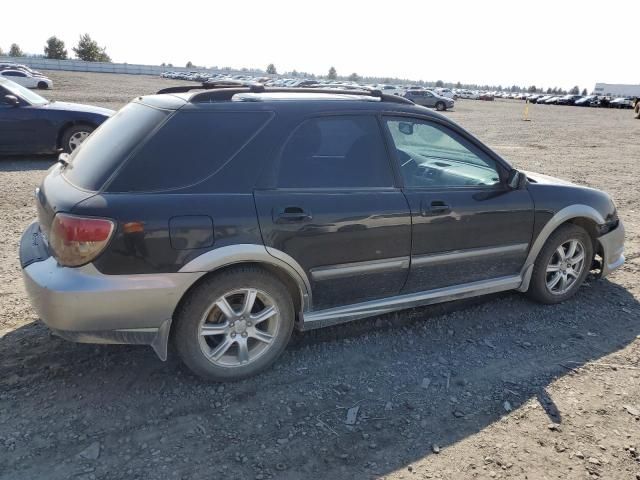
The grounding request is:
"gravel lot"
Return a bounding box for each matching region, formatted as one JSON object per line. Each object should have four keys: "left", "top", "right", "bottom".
{"left": 1, "top": 71, "right": 639, "bottom": 480}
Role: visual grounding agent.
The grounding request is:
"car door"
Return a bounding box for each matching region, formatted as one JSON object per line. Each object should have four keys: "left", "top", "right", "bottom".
{"left": 382, "top": 115, "right": 534, "bottom": 293}
{"left": 0, "top": 90, "right": 53, "bottom": 154}
{"left": 0, "top": 86, "right": 25, "bottom": 152}
{"left": 423, "top": 91, "right": 437, "bottom": 108}
{"left": 254, "top": 114, "right": 411, "bottom": 311}
{"left": 1, "top": 71, "right": 29, "bottom": 87}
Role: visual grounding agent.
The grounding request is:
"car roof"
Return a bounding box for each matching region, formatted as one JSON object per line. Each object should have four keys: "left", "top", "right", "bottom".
{"left": 137, "top": 87, "right": 449, "bottom": 120}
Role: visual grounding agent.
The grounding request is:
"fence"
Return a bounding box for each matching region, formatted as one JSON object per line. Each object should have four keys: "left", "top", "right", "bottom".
{"left": 0, "top": 56, "right": 260, "bottom": 77}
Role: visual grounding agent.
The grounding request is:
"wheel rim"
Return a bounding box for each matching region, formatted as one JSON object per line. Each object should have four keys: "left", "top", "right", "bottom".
{"left": 68, "top": 131, "right": 90, "bottom": 151}
{"left": 545, "top": 239, "right": 586, "bottom": 295}
{"left": 197, "top": 288, "right": 280, "bottom": 367}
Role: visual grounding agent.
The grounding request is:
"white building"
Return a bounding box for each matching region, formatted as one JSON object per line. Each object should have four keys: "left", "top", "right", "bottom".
{"left": 593, "top": 83, "right": 640, "bottom": 97}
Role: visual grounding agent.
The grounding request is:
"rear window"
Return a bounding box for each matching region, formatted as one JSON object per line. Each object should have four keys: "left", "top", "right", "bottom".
{"left": 64, "top": 102, "right": 169, "bottom": 191}
{"left": 106, "top": 111, "right": 271, "bottom": 192}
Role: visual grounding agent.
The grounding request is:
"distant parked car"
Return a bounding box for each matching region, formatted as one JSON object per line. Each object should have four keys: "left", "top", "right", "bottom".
{"left": 544, "top": 96, "right": 561, "bottom": 105}
{"left": 0, "top": 77, "right": 113, "bottom": 154}
{"left": 0, "top": 70, "right": 53, "bottom": 89}
{"left": 403, "top": 90, "right": 454, "bottom": 111}
{"left": 574, "top": 95, "right": 598, "bottom": 107}
{"left": 434, "top": 87, "right": 457, "bottom": 100}
{"left": 609, "top": 97, "right": 634, "bottom": 109}
{"left": 478, "top": 92, "right": 494, "bottom": 101}
{"left": 535, "top": 95, "right": 553, "bottom": 104}
{"left": 556, "top": 95, "right": 583, "bottom": 105}
{"left": 0, "top": 63, "right": 44, "bottom": 77}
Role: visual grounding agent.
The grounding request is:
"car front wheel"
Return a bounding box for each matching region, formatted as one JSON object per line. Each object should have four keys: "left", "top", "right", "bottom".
{"left": 435, "top": 101, "right": 446, "bottom": 111}
{"left": 527, "top": 224, "right": 593, "bottom": 304}
{"left": 174, "top": 266, "right": 295, "bottom": 381}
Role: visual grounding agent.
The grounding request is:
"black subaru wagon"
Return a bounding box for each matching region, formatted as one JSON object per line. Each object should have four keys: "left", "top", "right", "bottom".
{"left": 20, "top": 85, "right": 624, "bottom": 380}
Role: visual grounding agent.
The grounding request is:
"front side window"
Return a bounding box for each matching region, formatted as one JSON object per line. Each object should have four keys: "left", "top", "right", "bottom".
{"left": 384, "top": 117, "right": 502, "bottom": 188}
{"left": 277, "top": 115, "right": 393, "bottom": 189}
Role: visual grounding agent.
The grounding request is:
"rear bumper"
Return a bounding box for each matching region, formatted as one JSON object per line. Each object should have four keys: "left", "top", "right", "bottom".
{"left": 598, "top": 221, "right": 625, "bottom": 277}
{"left": 20, "top": 222, "right": 203, "bottom": 359}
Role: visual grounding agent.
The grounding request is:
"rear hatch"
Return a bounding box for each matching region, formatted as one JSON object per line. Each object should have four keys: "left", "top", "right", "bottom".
{"left": 35, "top": 98, "right": 180, "bottom": 238}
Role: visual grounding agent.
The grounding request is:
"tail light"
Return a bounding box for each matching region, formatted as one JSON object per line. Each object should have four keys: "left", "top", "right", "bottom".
{"left": 49, "top": 213, "right": 115, "bottom": 267}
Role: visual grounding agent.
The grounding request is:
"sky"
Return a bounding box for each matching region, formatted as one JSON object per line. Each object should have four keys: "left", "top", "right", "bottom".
{"left": 2, "top": 0, "right": 637, "bottom": 90}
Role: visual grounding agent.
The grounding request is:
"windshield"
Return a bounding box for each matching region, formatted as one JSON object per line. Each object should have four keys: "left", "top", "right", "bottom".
{"left": 1, "top": 79, "right": 49, "bottom": 105}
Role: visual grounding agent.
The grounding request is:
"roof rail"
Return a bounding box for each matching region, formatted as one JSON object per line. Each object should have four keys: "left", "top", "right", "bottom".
{"left": 189, "top": 87, "right": 414, "bottom": 105}
{"left": 156, "top": 80, "right": 265, "bottom": 95}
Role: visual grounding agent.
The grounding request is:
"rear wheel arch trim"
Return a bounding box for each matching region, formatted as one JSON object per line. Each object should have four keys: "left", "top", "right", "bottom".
{"left": 178, "top": 244, "right": 311, "bottom": 312}
{"left": 518, "top": 204, "right": 604, "bottom": 292}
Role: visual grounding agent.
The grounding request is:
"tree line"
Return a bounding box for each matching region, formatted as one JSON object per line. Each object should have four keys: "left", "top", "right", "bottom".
{"left": 0, "top": 44, "right": 589, "bottom": 94}
{"left": 0, "top": 35, "right": 111, "bottom": 62}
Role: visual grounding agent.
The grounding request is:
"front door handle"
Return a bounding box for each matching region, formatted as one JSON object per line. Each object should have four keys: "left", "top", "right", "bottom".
{"left": 273, "top": 207, "right": 312, "bottom": 224}
{"left": 421, "top": 200, "right": 451, "bottom": 216}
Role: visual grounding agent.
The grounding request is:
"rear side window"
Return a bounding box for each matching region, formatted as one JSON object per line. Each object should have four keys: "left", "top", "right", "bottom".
{"left": 64, "top": 102, "right": 169, "bottom": 191}
{"left": 277, "top": 115, "right": 393, "bottom": 189}
{"left": 107, "top": 111, "right": 271, "bottom": 192}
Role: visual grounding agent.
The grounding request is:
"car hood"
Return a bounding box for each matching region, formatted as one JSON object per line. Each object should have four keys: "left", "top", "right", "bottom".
{"left": 42, "top": 101, "right": 115, "bottom": 117}
{"left": 522, "top": 170, "right": 576, "bottom": 186}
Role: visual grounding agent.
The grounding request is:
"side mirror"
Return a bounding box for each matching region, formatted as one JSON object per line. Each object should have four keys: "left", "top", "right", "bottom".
{"left": 3, "top": 95, "right": 19, "bottom": 107}
{"left": 507, "top": 169, "right": 527, "bottom": 190}
{"left": 398, "top": 122, "right": 414, "bottom": 135}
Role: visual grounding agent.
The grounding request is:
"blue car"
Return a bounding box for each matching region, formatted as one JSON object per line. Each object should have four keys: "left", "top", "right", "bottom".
{"left": 0, "top": 77, "right": 114, "bottom": 155}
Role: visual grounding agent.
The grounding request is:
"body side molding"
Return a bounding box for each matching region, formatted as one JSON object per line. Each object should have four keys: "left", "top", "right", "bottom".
{"left": 412, "top": 243, "right": 528, "bottom": 266}
{"left": 517, "top": 204, "right": 605, "bottom": 292}
{"left": 310, "top": 256, "right": 410, "bottom": 281}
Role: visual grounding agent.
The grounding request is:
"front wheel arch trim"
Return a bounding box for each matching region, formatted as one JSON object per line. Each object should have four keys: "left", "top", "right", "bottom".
{"left": 517, "top": 204, "right": 605, "bottom": 292}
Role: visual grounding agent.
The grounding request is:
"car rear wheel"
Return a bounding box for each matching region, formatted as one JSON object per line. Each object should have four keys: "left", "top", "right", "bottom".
{"left": 174, "top": 266, "right": 295, "bottom": 381}
{"left": 61, "top": 124, "right": 95, "bottom": 153}
{"left": 37, "top": 81, "right": 49, "bottom": 89}
{"left": 435, "top": 101, "right": 446, "bottom": 111}
{"left": 526, "top": 224, "right": 593, "bottom": 304}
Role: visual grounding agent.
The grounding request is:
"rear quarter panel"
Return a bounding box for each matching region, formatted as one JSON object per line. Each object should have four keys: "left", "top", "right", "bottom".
{"left": 73, "top": 193, "right": 263, "bottom": 274}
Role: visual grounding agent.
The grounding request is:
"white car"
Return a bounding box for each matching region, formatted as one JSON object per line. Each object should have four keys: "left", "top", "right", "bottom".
{"left": 434, "top": 87, "right": 456, "bottom": 99}
{"left": 0, "top": 70, "right": 53, "bottom": 89}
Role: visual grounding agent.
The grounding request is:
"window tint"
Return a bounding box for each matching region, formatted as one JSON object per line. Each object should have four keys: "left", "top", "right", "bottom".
{"left": 384, "top": 117, "right": 501, "bottom": 188}
{"left": 108, "top": 111, "right": 271, "bottom": 192}
{"left": 64, "top": 103, "right": 168, "bottom": 191}
{"left": 277, "top": 116, "right": 393, "bottom": 188}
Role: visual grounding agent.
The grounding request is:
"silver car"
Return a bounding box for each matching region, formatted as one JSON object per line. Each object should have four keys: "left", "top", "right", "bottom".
{"left": 403, "top": 90, "right": 454, "bottom": 111}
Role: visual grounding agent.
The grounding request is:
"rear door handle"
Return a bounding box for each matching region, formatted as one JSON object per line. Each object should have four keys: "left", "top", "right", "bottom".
{"left": 273, "top": 207, "right": 312, "bottom": 224}
{"left": 421, "top": 200, "right": 451, "bottom": 216}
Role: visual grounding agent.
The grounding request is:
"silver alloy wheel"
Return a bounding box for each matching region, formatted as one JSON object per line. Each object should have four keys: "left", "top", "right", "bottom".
{"left": 197, "top": 288, "right": 280, "bottom": 367}
{"left": 68, "top": 131, "right": 90, "bottom": 151}
{"left": 545, "top": 239, "right": 586, "bottom": 295}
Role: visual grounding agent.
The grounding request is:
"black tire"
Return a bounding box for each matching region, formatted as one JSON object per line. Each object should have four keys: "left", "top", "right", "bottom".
{"left": 526, "top": 224, "right": 594, "bottom": 304}
{"left": 61, "top": 124, "right": 95, "bottom": 153}
{"left": 37, "top": 81, "right": 48, "bottom": 89}
{"left": 435, "top": 101, "right": 446, "bottom": 111}
{"left": 174, "top": 266, "right": 295, "bottom": 381}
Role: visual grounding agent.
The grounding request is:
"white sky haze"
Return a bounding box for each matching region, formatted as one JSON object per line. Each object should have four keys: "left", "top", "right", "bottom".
{"left": 2, "top": 0, "right": 638, "bottom": 90}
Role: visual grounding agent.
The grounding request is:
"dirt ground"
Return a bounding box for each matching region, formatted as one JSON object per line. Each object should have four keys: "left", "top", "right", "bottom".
{"left": 1, "top": 71, "right": 639, "bottom": 480}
